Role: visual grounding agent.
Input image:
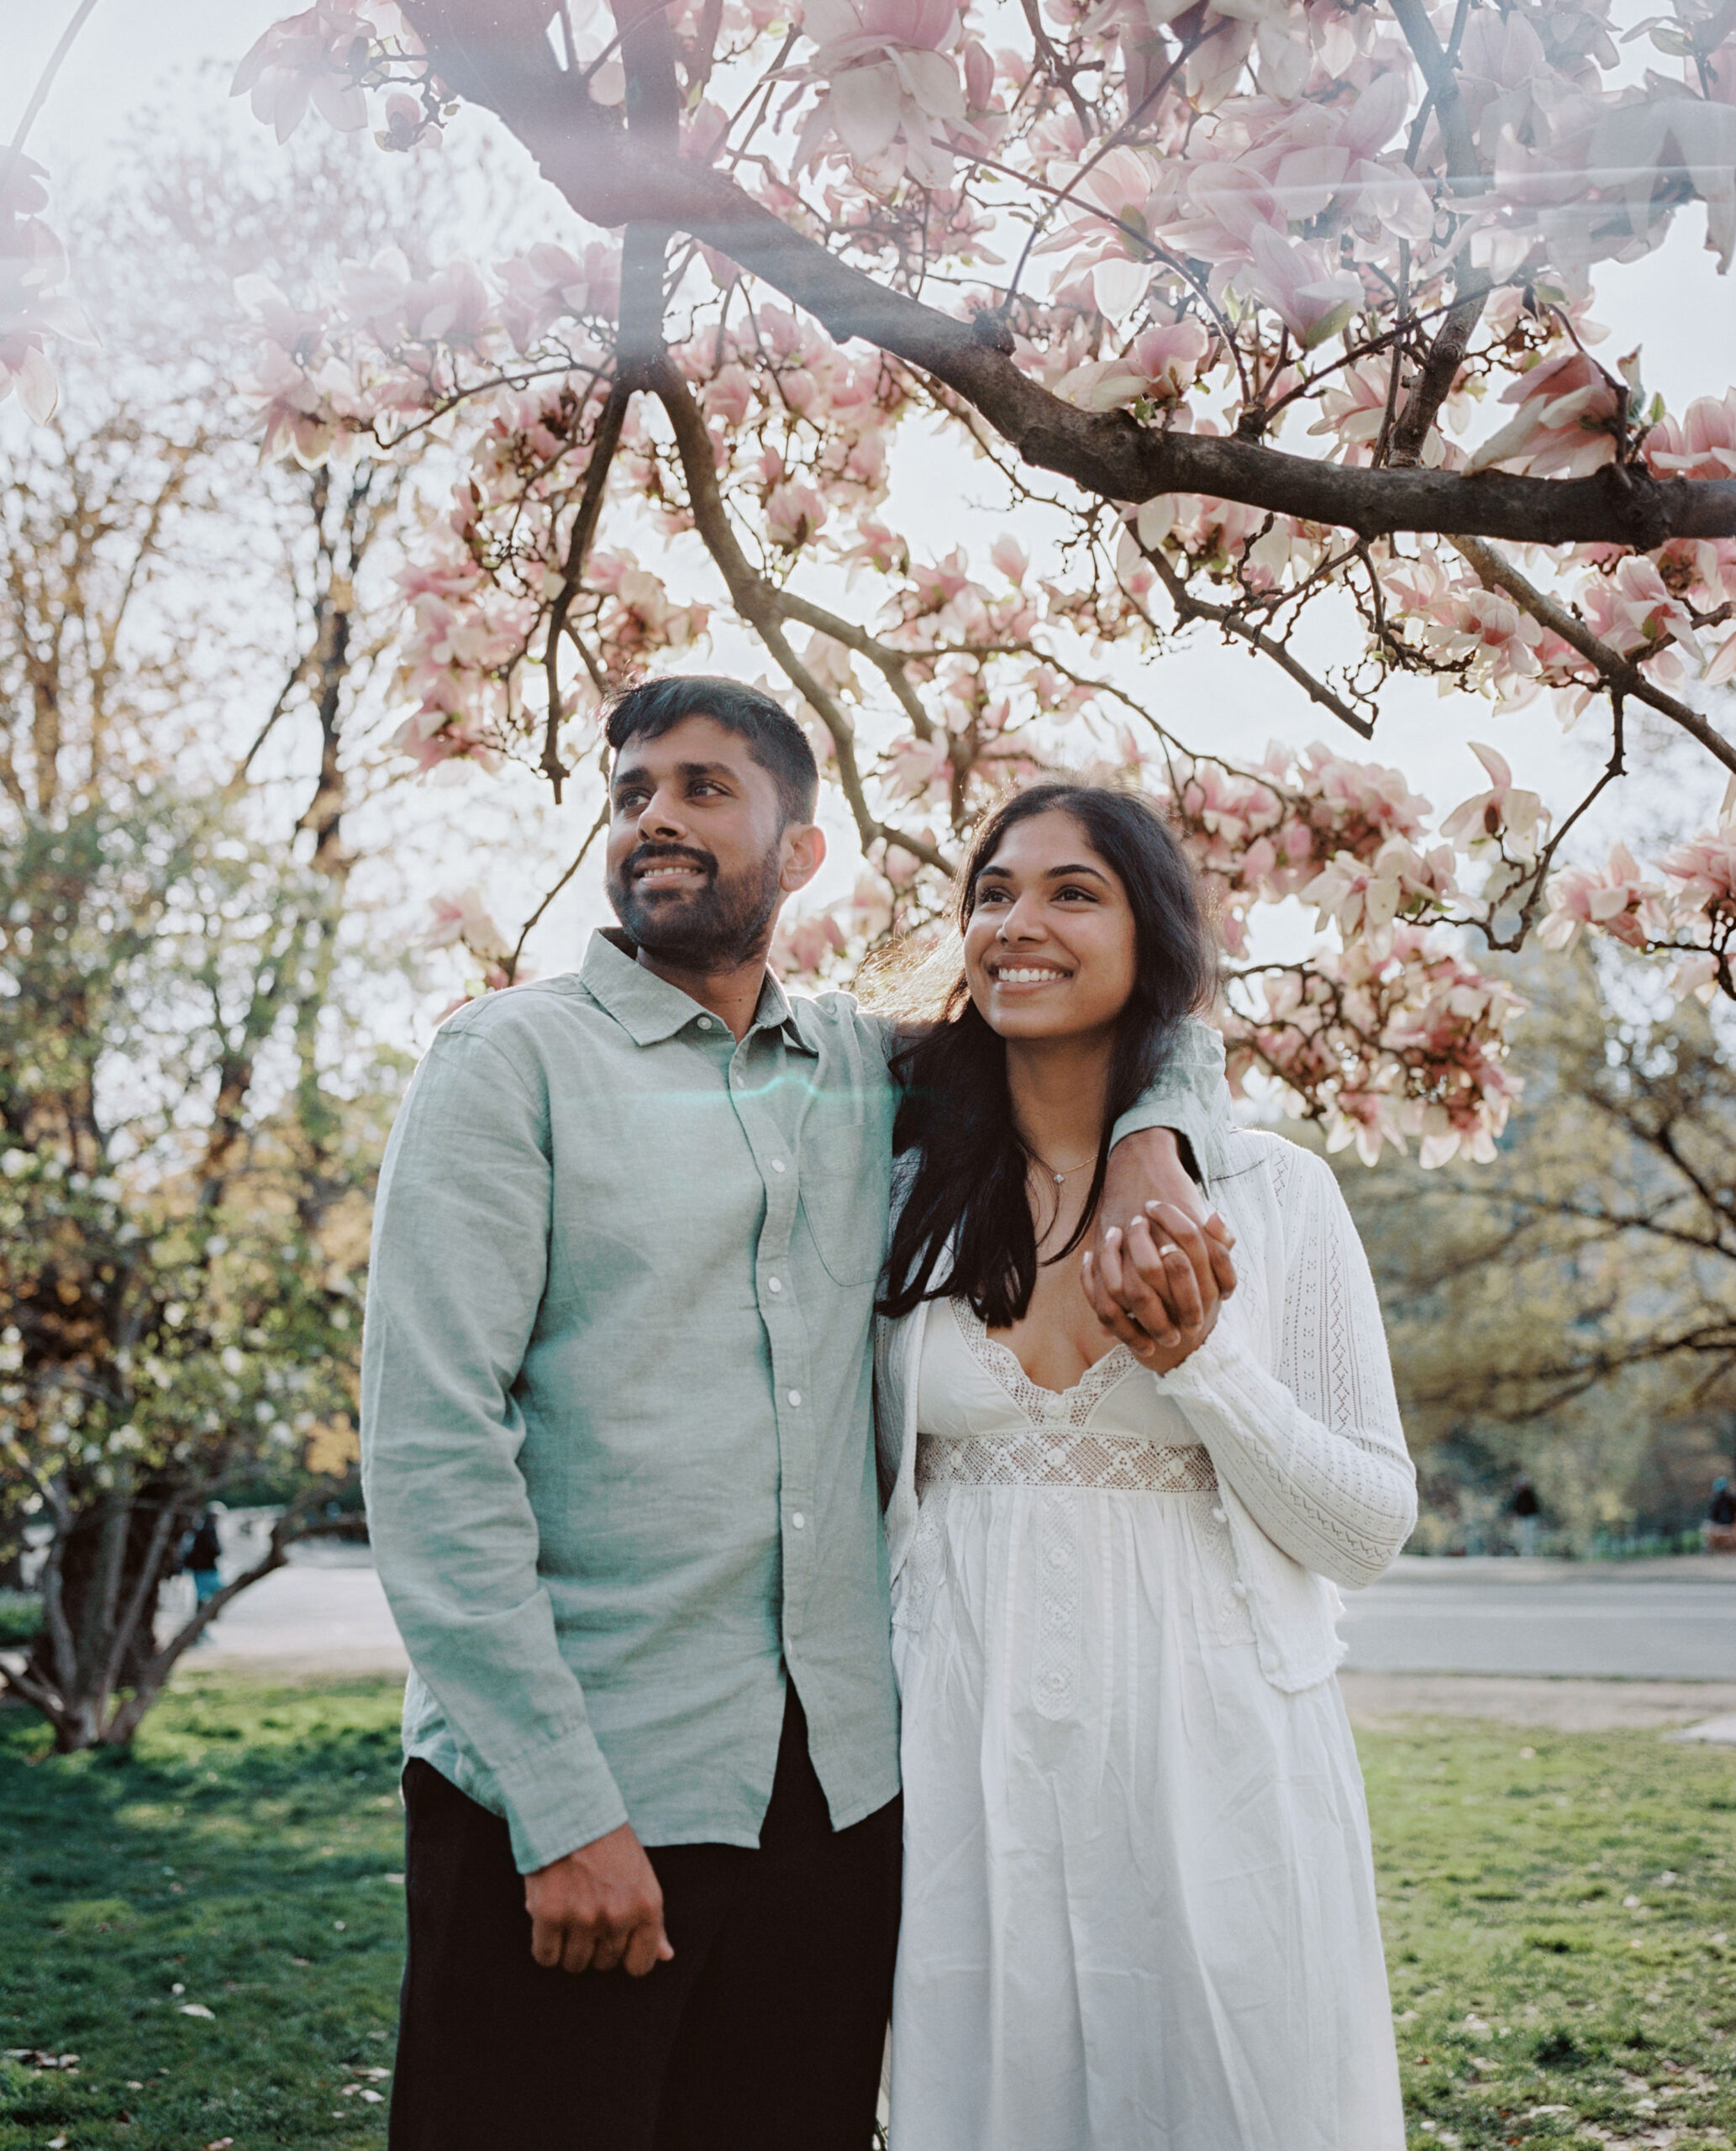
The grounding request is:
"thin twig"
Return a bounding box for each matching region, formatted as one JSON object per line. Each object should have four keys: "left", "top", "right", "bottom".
{"left": 1138, "top": 542, "right": 1376, "bottom": 738}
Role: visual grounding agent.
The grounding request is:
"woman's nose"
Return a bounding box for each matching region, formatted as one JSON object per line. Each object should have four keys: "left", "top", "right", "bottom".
{"left": 997, "top": 896, "right": 1044, "bottom": 941}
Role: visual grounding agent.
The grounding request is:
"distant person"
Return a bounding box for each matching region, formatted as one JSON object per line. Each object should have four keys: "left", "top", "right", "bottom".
{"left": 183, "top": 1510, "right": 222, "bottom": 1607}
{"left": 1707, "top": 1476, "right": 1736, "bottom": 1554}
{"left": 1510, "top": 1474, "right": 1542, "bottom": 1557}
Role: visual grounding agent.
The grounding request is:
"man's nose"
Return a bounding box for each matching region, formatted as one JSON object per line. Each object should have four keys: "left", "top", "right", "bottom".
{"left": 637, "top": 786, "right": 687, "bottom": 841}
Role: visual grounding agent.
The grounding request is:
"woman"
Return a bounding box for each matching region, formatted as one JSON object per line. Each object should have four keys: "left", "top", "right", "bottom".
{"left": 876, "top": 782, "right": 1415, "bottom": 2150}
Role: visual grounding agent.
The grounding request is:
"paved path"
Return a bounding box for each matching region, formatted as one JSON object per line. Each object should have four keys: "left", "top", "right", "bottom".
{"left": 1339, "top": 1554, "right": 1736, "bottom": 1681}
{"left": 166, "top": 1547, "right": 1736, "bottom": 1736}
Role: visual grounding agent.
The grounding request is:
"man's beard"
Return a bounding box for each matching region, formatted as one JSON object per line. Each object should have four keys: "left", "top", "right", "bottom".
{"left": 608, "top": 843, "right": 785, "bottom": 969}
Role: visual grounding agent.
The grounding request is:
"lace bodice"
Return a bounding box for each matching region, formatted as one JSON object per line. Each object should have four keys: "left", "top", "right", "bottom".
{"left": 914, "top": 1298, "right": 1219, "bottom": 1496}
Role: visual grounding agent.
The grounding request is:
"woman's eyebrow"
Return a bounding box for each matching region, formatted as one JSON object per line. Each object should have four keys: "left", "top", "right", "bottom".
{"left": 1044, "top": 861, "right": 1108, "bottom": 882}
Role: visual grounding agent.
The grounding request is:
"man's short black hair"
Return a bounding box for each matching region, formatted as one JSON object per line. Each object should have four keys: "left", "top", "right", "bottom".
{"left": 604, "top": 676, "right": 820, "bottom": 826}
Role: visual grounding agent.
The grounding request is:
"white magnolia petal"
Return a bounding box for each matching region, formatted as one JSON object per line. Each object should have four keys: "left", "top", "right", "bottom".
{"left": 17, "top": 344, "right": 60, "bottom": 423}
{"left": 829, "top": 66, "right": 904, "bottom": 160}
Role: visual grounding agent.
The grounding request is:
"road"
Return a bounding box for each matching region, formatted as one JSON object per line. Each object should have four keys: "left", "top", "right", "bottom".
{"left": 178, "top": 1546, "right": 1736, "bottom": 1686}
{"left": 1339, "top": 1555, "right": 1736, "bottom": 1681}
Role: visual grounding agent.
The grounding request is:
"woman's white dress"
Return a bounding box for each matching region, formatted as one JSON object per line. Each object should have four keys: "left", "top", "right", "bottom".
{"left": 884, "top": 1132, "right": 1412, "bottom": 2151}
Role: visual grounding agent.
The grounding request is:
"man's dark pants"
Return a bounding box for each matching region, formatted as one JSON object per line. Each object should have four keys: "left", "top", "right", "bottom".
{"left": 389, "top": 1691, "right": 902, "bottom": 2150}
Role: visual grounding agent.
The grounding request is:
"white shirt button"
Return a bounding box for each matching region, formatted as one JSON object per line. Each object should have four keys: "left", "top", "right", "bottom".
{"left": 1212, "top": 1506, "right": 1227, "bottom": 1523}
{"left": 696, "top": 1015, "right": 713, "bottom": 1029}
{"left": 791, "top": 1512, "right": 806, "bottom": 1529}
{"left": 767, "top": 1277, "right": 782, "bottom": 1294}
{"left": 771, "top": 1159, "right": 786, "bottom": 1173}
{"left": 1231, "top": 1580, "right": 1248, "bottom": 1599}
{"left": 787, "top": 1389, "right": 802, "bottom": 1407}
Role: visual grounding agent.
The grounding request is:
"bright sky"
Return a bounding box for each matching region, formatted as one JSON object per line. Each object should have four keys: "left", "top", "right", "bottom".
{"left": 10, "top": 1, "right": 1733, "bottom": 999}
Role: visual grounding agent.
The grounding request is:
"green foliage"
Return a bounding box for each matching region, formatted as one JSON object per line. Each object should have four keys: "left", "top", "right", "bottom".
{"left": 3, "top": 1676, "right": 1733, "bottom": 2148}
{"left": 1336, "top": 948, "right": 1736, "bottom": 1546}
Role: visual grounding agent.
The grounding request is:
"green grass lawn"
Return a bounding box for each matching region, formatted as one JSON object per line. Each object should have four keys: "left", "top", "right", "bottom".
{"left": 1, "top": 1674, "right": 1733, "bottom": 2148}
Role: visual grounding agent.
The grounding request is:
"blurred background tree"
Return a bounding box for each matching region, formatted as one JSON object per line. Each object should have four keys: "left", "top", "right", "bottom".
{"left": 0, "top": 123, "right": 467, "bottom": 1748}
{"left": 1340, "top": 949, "right": 1736, "bottom": 1554}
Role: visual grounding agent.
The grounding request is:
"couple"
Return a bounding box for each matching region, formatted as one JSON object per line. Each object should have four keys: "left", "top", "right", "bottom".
{"left": 361, "top": 674, "right": 1417, "bottom": 2151}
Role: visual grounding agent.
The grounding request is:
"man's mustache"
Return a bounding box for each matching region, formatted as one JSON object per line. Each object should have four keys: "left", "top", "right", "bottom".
{"left": 622, "top": 844, "right": 718, "bottom": 883}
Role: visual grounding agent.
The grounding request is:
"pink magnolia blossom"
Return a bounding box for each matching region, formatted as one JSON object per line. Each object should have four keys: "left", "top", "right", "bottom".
{"left": 1644, "top": 390, "right": 1736, "bottom": 479}
{"left": 0, "top": 155, "right": 97, "bottom": 424}
{"left": 416, "top": 886, "right": 511, "bottom": 960}
{"left": 1577, "top": 555, "right": 1702, "bottom": 660}
{"left": 231, "top": 3, "right": 377, "bottom": 141}
{"left": 496, "top": 241, "right": 620, "bottom": 349}
{"left": 765, "top": 480, "right": 830, "bottom": 547}
{"left": 1439, "top": 744, "right": 1548, "bottom": 862}
{"left": 1469, "top": 350, "right": 1619, "bottom": 479}
{"left": 793, "top": 0, "right": 967, "bottom": 187}
{"left": 1235, "top": 224, "right": 1364, "bottom": 350}
{"left": 1539, "top": 845, "right": 1668, "bottom": 953}
{"left": 771, "top": 909, "right": 847, "bottom": 977}
{"left": 1055, "top": 311, "right": 1211, "bottom": 411}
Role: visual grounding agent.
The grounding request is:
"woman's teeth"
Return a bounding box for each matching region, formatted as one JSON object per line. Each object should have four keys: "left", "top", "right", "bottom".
{"left": 995, "top": 966, "right": 1067, "bottom": 983}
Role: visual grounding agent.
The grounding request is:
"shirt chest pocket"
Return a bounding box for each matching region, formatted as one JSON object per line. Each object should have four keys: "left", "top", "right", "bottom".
{"left": 797, "top": 1118, "right": 890, "bottom": 1287}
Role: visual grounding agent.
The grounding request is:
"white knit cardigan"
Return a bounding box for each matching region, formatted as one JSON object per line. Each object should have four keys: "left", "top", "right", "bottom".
{"left": 875, "top": 1128, "right": 1418, "bottom": 1692}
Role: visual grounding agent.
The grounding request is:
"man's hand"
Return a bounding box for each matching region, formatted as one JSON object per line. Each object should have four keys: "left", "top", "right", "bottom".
{"left": 524, "top": 1822, "right": 673, "bottom": 1977}
{"left": 1089, "top": 1128, "right": 1235, "bottom": 1362}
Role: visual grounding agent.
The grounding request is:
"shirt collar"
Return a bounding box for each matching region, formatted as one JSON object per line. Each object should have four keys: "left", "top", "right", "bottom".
{"left": 580, "top": 929, "right": 813, "bottom": 1053}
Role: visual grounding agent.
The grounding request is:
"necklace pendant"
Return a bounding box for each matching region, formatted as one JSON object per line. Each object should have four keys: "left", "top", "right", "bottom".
{"left": 1054, "top": 1171, "right": 1064, "bottom": 1185}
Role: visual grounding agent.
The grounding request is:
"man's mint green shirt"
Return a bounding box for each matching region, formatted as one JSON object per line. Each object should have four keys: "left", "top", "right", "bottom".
{"left": 360, "top": 929, "right": 1229, "bottom": 1875}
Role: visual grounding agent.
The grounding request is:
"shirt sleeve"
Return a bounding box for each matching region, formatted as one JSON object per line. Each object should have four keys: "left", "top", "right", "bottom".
{"left": 1107, "top": 1014, "right": 1235, "bottom": 1181}
{"left": 1155, "top": 1146, "right": 1418, "bottom": 1588}
{"left": 360, "top": 1023, "right": 629, "bottom": 1873}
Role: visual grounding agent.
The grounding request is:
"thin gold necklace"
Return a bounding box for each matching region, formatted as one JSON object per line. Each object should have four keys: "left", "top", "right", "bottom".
{"left": 1033, "top": 1154, "right": 1094, "bottom": 1187}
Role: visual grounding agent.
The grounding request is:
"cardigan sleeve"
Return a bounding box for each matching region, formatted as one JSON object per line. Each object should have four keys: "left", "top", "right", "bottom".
{"left": 1155, "top": 1143, "right": 1417, "bottom": 1588}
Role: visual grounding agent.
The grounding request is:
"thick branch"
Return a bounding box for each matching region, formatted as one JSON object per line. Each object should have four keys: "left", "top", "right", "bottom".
{"left": 1451, "top": 536, "right": 1736, "bottom": 776}
{"left": 394, "top": 9, "right": 1736, "bottom": 548}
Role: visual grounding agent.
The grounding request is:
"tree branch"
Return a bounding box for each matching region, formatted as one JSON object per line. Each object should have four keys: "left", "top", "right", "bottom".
{"left": 540, "top": 380, "right": 629, "bottom": 798}
{"left": 650, "top": 354, "right": 955, "bottom": 873}
{"left": 1138, "top": 542, "right": 1376, "bottom": 738}
{"left": 1450, "top": 535, "right": 1736, "bottom": 776}
{"left": 395, "top": 11, "right": 1736, "bottom": 546}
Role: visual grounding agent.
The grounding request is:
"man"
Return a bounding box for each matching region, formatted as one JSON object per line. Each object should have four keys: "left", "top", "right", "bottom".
{"left": 362, "top": 675, "right": 1234, "bottom": 2149}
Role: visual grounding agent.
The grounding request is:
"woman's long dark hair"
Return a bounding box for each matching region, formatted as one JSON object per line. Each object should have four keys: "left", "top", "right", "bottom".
{"left": 878, "top": 783, "right": 1216, "bottom": 1328}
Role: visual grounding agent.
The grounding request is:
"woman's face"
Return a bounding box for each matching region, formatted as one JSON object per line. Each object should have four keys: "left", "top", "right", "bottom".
{"left": 962, "top": 808, "right": 1138, "bottom": 1045}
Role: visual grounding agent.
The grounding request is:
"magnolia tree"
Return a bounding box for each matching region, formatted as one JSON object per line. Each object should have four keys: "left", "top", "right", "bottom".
{"left": 10, "top": 0, "right": 1736, "bottom": 1164}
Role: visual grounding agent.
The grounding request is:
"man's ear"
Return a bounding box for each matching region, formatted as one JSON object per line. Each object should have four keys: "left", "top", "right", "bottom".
{"left": 779, "top": 819, "right": 826, "bottom": 894}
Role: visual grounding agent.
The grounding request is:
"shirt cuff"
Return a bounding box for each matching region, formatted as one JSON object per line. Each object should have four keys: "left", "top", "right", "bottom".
{"left": 1109, "top": 1092, "right": 1229, "bottom": 1184}
{"left": 493, "top": 1722, "right": 630, "bottom": 1875}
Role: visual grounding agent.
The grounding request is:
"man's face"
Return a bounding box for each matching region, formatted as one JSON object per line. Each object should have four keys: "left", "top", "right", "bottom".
{"left": 605, "top": 715, "right": 802, "bottom": 969}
